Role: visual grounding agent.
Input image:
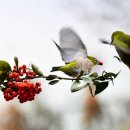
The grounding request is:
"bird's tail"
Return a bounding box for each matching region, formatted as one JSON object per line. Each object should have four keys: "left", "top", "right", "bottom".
{"left": 51, "top": 66, "right": 60, "bottom": 72}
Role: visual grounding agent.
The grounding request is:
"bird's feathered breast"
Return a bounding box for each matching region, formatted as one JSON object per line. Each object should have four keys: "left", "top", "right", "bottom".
{"left": 76, "top": 57, "right": 94, "bottom": 73}
{"left": 114, "top": 32, "right": 130, "bottom": 53}
{"left": 115, "top": 47, "right": 130, "bottom": 67}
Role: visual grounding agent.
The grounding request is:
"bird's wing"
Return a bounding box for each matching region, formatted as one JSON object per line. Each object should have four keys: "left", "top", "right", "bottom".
{"left": 59, "top": 27, "right": 87, "bottom": 63}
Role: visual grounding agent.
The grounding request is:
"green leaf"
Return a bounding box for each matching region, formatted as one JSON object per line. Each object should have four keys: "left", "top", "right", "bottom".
{"left": 95, "top": 81, "right": 109, "bottom": 95}
{"left": 89, "top": 72, "right": 98, "bottom": 78}
{"left": 0, "top": 86, "right": 5, "bottom": 92}
{"left": 49, "top": 80, "right": 59, "bottom": 85}
{"left": 71, "top": 80, "right": 80, "bottom": 92}
{"left": 89, "top": 83, "right": 96, "bottom": 97}
{"left": 89, "top": 81, "right": 109, "bottom": 97}
{"left": 71, "top": 80, "right": 90, "bottom": 92}
{"left": 0, "top": 60, "right": 11, "bottom": 82}
{"left": 93, "top": 71, "right": 120, "bottom": 83}
{"left": 46, "top": 75, "right": 58, "bottom": 80}
{"left": 103, "top": 71, "right": 120, "bottom": 79}
{"left": 0, "top": 60, "right": 11, "bottom": 72}
{"left": 82, "top": 74, "right": 96, "bottom": 83}
{"left": 94, "top": 76, "right": 106, "bottom": 81}
{"left": 14, "top": 56, "right": 19, "bottom": 69}
{"left": 82, "top": 77, "right": 92, "bottom": 82}
{"left": 104, "top": 72, "right": 116, "bottom": 78}
{"left": 31, "top": 64, "right": 43, "bottom": 76}
{"left": 114, "top": 71, "right": 121, "bottom": 78}
{"left": 0, "top": 86, "right": 3, "bottom": 90}
{"left": 0, "top": 73, "right": 8, "bottom": 83}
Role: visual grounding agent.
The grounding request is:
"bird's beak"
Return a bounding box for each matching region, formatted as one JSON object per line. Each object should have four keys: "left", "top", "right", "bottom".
{"left": 98, "top": 61, "right": 103, "bottom": 65}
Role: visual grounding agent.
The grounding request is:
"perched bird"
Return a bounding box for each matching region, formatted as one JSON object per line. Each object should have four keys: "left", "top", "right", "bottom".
{"left": 51, "top": 28, "right": 103, "bottom": 77}
{"left": 0, "top": 60, "right": 11, "bottom": 82}
{"left": 111, "top": 31, "right": 130, "bottom": 69}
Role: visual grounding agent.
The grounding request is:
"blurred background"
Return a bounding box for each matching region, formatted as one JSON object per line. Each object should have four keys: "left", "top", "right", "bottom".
{"left": 0, "top": 0, "right": 130, "bottom": 130}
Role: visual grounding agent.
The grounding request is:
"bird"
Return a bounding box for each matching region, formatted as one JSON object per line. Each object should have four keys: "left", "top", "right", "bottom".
{"left": 51, "top": 27, "right": 103, "bottom": 77}
{"left": 0, "top": 60, "right": 11, "bottom": 83}
{"left": 111, "top": 31, "right": 130, "bottom": 69}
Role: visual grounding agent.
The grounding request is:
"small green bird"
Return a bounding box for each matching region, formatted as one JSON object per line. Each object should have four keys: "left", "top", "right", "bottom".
{"left": 111, "top": 31, "right": 130, "bottom": 69}
{"left": 0, "top": 60, "right": 11, "bottom": 83}
{"left": 51, "top": 28, "right": 103, "bottom": 77}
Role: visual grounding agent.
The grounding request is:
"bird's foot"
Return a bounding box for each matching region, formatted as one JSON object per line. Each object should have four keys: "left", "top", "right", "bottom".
{"left": 76, "top": 70, "right": 84, "bottom": 79}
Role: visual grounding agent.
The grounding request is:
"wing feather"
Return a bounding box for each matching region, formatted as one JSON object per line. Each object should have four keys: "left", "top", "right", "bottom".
{"left": 59, "top": 28, "right": 87, "bottom": 63}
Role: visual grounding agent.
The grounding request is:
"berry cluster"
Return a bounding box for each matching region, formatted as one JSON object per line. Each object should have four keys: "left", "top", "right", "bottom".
{"left": 3, "top": 65, "right": 42, "bottom": 103}
{"left": 9, "top": 65, "right": 36, "bottom": 80}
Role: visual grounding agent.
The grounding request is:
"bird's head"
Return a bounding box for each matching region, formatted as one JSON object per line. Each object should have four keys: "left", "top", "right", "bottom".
{"left": 111, "top": 31, "right": 124, "bottom": 45}
{"left": 87, "top": 56, "right": 103, "bottom": 66}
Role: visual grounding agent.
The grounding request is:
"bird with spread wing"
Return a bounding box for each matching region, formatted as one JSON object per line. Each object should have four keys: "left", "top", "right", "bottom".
{"left": 51, "top": 27, "right": 103, "bottom": 77}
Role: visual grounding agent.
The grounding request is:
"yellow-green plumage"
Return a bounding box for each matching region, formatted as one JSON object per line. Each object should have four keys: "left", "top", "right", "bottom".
{"left": 59, "top": 61, "right": 78, "bottom": 77}
{"left": 51, "top": 57, "right": 100, "bottom": 77}
{"left": 111, "top": 31, "right": 130, "bottom": 68}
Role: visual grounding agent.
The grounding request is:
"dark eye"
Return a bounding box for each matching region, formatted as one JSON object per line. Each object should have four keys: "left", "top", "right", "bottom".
{"left": 94, "top": 59, "right": 97, "bottom": 62}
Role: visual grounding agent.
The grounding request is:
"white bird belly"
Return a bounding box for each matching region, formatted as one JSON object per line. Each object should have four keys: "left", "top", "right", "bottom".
{"left": 76, "top": 57, "right": 94, "bottom": 75}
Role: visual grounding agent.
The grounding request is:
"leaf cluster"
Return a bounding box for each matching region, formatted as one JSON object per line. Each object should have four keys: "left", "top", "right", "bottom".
{"left": 0, "top": 57, "right": 120, "bottom": 98}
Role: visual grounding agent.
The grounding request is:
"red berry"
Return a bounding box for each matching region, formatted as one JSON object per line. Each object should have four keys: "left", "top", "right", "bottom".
{"left": 8, "top": 82, "right": 14, "bottom": 88}
{"left": 9, "top": 74, "right": 13, "bottom": 79}
{"left": 22, "top": 65, "right": 26, "bottom": 69}
{"left": 14, "top": 66, "right": 17, "bottom": 69}
{"left": 15, "top": 77, "right": 20, "bottom": 82}
{"left": 36, "top": 82, "right": 41, "bottom": 87}
{"left": 19, "top": 66, "right": 22, "bottom": 70}
{"left": 19, "top": 72, "right": 23, "bottom": 76}
{"left": 4, "top": 63, "right": 42, "bottom": 103}
{"left": 13, "top": 72, "right": 19, "bottom": 78}
{"left": 23, "top": 80, "right": 28, "bottom": 83}
{"left": 23, "top": 69, "right": 26, "bottom": 73}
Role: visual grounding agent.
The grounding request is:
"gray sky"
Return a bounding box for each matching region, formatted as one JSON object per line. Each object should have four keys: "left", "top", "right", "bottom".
{"left": 0, "top": 1, "right": 130, "bottom": 129}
